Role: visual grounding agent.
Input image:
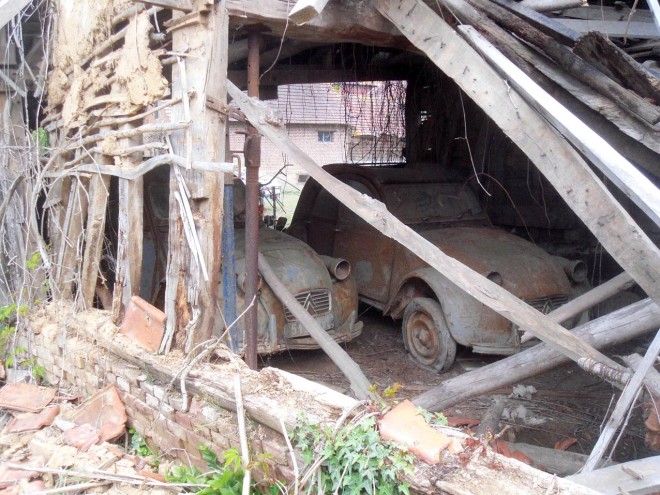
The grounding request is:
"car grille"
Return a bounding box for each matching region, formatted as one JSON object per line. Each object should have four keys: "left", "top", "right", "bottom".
{"left": 284, "top": 289, "right": 332, "bottom": 322}
{"left": 526, "top": 295, "right": 570, "bottom": 314}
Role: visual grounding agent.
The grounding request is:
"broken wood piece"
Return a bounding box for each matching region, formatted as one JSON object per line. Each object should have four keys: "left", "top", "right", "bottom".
{"left": 0, "top": 383, "right": 56, "bottom": 413}
{"left": 492, "top": 0, "right": 579, "bottom": 44}
{"left": 475, "top": 397, "right": 506, "bottom": 439}
{"left": 413, "top": 298, "right": 660, "bottom": 412}
{"left": 621, "top": 353, "right": 660, "bottom": 399}
{"left": 378, "top": 399, "right": 456, "bottom": 463}
{"left": 459, "top": 25, "right": 660, "bottom": 228}
{"left": 132, "top": 0, "right": 193, "bottom": 12}
{"left": 567, "top": 455, "right": 660, "bottom": 494}
{"left": 502, "top": 441, "right": 612, "bottom": 476}
{"left": 120, "top": 296, "right": 166, "bottom": 352}
{"left": 257, "top": 252, "right": 373, "bottom": 400}
{"left": 583, "top": 329, "right": 660, "bottom": 471}
{"left": 288, "top": 0, "right": 331, "bottom": 24}
{"left": 521, "top": 272, "right": 635, "bottom": 343}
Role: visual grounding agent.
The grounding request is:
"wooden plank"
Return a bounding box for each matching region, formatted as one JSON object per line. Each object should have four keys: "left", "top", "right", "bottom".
{"left": 288, "top": 0, "right": 331, "bottom": 24}
{"left": 459, "top": 26, "right": 660, "bottom": 227}
{"left": 413, "top": 298, "right": 660, "bottom": 411}
{"left": 583, "top": 329, "right": 660, "bottom": 471}
{"left": 0, "top": 0, "right": 30, "bottom": 31}
{"left": 228, "top": 80, "right": 626, "bottom": 373}
{"left": 163, "top": 0, "right": 227, "bottom": 350}
{"left": 375, "top": 0, "right": 660, "bottom": 303}
{"left": 492, "top": 0, "right": 579, "bottom": 44}
{"left": 554, "top": 18, "right": 660, "bottom": 38}
{"left": 258, "top": 253, "right": 373, "bottom": 399}
{"left": 557, "top": 6, "right": 655, "bottom": 22}
{"left": 568, "top": 456, "right": 660, "bottom": 494}
{"left": 517, "top": 0, "right": 585, "bottom": 12}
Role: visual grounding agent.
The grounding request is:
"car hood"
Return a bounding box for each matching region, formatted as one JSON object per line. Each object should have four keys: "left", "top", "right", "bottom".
{"left": 234, "top": 227, "right": 332, "bottom": 294}
{"left": 419, "top": 227, "right": 572, "bottom": 299}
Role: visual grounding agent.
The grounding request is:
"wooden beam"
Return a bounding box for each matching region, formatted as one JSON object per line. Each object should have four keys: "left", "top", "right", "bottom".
{"left": 492, "top": 0, "right": 579, "bottom": 44}
{"left": 228, "top": 80, "right": 626, "bottom": 375}
{"left": 258, "top": 253, "right": 373, "bottom": 399}
{"left": 288, "top": 0, "right": 331, "bottom": 25}
{"left": 554, "top": 18, "right": 660, "bottom": 38}
{"left": 413, "top": 298, "right": 660, "bottom": 412}
{"left": 517, "top": 0, "right": 585, "bottom": 12}
{"left": 374, "top": 0, "right": 660, "bottom": 303}
{"left": 568, "top": 455, "right": 660, "bottom": 494}
{"left": 459, "top": 26, "right": 660, "bottom": 227}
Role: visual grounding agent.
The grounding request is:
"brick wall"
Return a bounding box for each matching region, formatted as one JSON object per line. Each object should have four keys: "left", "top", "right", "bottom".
{"left": 26, "top": 304, "right": 356, "bottom": 480}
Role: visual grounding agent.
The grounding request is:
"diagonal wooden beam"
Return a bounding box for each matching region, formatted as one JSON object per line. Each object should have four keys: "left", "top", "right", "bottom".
{"left": 373, "top": 0, "right": 660, "bottom": 305}
{"left": 228, "top": 80, "right": 621, "bottom": 376}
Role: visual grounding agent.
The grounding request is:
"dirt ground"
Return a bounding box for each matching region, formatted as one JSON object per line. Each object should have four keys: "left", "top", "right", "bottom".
{"left": 262, "top": 306, "right": 657, "bottom": 464}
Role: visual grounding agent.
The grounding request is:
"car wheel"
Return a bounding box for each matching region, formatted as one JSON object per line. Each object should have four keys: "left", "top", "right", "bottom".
{"left": 402, "top": 297, "right": 457, "bottom": 372}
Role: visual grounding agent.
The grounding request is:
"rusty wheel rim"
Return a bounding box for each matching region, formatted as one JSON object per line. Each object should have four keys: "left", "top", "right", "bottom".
{"left": 406, "top": 311, "right": 441, "bottom": 366}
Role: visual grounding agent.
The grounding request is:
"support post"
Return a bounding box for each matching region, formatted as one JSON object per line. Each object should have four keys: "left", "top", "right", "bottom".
{"left": 243, "top": 29, "right": 261, "bottom": 369}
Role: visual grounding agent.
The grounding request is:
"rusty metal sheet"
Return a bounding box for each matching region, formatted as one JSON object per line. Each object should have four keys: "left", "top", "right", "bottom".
{"left": 0, "top": 383, "right": 56, "bottom": 413}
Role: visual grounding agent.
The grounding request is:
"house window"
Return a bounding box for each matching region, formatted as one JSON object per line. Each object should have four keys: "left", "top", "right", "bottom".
{"left": 318, "top": 131, "right": 334, "bottom": 143}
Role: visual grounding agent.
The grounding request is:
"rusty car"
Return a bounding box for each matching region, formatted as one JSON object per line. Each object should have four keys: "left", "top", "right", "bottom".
{"left": 288, "top": 164, "right": 588, "bottom": 371}
{"left": 143, "top": 172, "right": 363, "bottom": 355}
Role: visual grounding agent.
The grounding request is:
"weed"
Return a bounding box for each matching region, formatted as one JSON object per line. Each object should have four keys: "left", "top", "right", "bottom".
{"left": 166, "top": 445, "right": 277, "bottom": 495}
{"left": 128, "top": 427, "right": 156, "bottom": 459}
{"left": 417, "top": 407, "right": 449, "bottom": 427}
{"left": 292, "top": 414, "right": 415, "bottom": 495}
{"left": 0, "top": 303, "right": 45, "bottom": 381}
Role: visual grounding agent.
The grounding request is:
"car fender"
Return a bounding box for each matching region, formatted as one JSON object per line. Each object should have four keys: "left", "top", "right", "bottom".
{"left": 385, "top": 267, "right": 515, "bottom": 349}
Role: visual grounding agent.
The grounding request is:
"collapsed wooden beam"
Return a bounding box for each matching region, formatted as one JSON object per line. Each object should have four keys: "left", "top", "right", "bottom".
{"left": 413, "top": 299, "right": 660, "bottom": 412}
{"left": 374, "top": 0, "right": 660, "bottom": 305}
{"left": 258, "top": 253, "right": 373, "bottom": 400}
{"left": 228, "top": 80, "right": 622, "bottom": 376}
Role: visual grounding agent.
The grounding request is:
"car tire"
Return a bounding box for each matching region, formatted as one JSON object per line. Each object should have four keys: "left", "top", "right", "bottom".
{"left": 402, "top": 297, "right": 457, "bottom": 372}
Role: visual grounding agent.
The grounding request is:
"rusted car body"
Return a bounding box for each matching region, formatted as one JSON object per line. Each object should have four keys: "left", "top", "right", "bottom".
{"left": 289, "top": 164, "right": 586, "bottom": 371}
{"left": 144, "top": 174, "right": 363, "bottom": 355}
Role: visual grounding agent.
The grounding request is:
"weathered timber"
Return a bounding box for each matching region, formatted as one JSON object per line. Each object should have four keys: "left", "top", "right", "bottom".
{"left": 229, "top": 81, "right": 623, "bottom": 373}
{"left": 583, "top": 330, "right": 660, "bottom": 471}
{"left": 78, "top": 175, "right": 110, "bottom": 310}
{"left": 288, "top": 0, "right": 331, "bottom": 24}
{"left": 376, "top": 0, "right": 660, "bottom": 305}
{"left": 573, "top": 31, "right": 660, "bottom": 104}
{"left": 568, "top": 456, "right": 660, "bottom": 495}
{"left": 556, "top": 18, "right": 660, "bottom": 38}
{"left": 492, "top": 0, "right": 579, "bottom": 44}
{"left": 622, "top": 353, "right": 660, "bottom": 398}
{"left": 475, "top": 397, "right": 506, "bottom": 438}
{"left": 164, "top": 0, "right": 227, "bottom": 349}
{"left": 413, "top": 299, "right": 660, "bottom": 411}
{"left": 460, "top": 26, "right": 660, "bottom": 226}
{"left": 464, "top": 0, "right": 660, "bottom": 125}
{"left": 258, "top": 253, "right": 373, "bottom": 400}
{"left": 226, "top": 0, "right": 406, "bottom": 47}
{"left": 500, "top": 442, "right": 615, "bottom": 476}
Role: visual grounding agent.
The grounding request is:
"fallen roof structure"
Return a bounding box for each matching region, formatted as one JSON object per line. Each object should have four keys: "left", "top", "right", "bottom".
{"left": 1, "top": 0, "right": 660, "bottom": 491}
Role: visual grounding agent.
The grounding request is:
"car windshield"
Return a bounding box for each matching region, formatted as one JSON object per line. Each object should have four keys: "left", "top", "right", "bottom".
{"left": 382, "top": 183, "right": 485, "bottom": 225}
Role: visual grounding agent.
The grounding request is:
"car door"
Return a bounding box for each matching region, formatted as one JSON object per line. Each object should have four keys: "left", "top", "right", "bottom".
{"left": 333, "top": 178, "right": 396, "bottom": 305}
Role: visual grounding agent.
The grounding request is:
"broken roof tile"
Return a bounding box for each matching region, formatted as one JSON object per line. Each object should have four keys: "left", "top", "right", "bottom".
{"left": 4, "top": 406, "right": 60, "bottom": 433}
{"left": 120, "top": 296, "right": 166, "bottom": 353}
{"left": 0, "top": 383, "right": 57, "bottom": 413}
{"left": 68, "top": 385, "right": 127, "bottom": 442}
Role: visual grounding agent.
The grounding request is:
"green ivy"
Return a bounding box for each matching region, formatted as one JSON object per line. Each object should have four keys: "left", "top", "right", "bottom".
{"left": 292, "top": 414, "right": 415, "bottom": 495}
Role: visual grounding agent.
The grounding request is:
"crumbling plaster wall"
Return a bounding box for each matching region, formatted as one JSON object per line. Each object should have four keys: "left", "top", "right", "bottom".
{"left": 25, "top": 303, "right": 356, "bottom": 478}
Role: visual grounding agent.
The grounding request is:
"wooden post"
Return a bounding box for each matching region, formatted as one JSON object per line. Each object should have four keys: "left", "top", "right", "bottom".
{"left": 374, "top": 0, "right": 660, "bottom": 305}
{"left": 163, "top": 0, "right": 227, "bottom": 351}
